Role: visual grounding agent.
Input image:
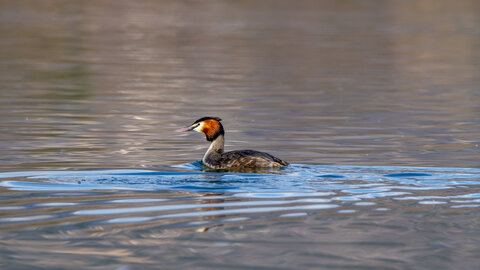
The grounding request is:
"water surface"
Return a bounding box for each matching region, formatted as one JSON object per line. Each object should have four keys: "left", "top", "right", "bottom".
{"left": 1, "top": 1, "right": 480, "bottom": 269}
{"left": 1, "top": 164, "right": 480, "bottom": 269}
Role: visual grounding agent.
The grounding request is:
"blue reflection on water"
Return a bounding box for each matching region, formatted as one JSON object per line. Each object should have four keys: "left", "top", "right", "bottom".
{"left": 0, "top": 163, "right": 479, "bottom": 194}
{"left": 1, "top": 163, "right": 480, "bottom": 225}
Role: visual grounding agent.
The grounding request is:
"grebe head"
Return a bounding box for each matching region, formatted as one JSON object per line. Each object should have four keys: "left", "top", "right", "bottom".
{"left": 179, "top": 116, "right": 224, "bottom": 141}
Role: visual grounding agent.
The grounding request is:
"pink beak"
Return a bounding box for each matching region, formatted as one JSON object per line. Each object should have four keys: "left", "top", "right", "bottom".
{"left": 176, "top": 125, "right": 195, "bottom": 132}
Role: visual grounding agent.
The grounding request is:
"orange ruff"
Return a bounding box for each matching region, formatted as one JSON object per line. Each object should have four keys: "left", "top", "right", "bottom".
{"left": 201, "top": 119, "right": 220, "bottom": 138}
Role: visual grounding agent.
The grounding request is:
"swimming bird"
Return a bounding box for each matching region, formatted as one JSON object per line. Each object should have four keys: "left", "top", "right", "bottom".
{"left": 179, "top": 117, "right": 289, "bottom": 170}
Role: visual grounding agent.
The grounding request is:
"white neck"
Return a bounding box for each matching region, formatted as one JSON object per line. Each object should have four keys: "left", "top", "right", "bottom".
{"left": 203, "top": 134, "right": 224, "bottom": 164}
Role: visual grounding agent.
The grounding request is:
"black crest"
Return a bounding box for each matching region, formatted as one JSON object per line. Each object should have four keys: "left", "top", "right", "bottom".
{"left": 193, "top": 116, "right": 222, "bottom": 124}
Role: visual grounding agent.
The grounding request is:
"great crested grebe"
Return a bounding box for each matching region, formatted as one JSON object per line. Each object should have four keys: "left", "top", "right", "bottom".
{"left": 179, "top": 117, "right": 289, "bottom": 170}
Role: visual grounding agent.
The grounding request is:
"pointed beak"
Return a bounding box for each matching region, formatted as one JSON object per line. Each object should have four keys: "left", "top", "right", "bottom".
{"left": 176, "top": 124, "right": 196, "bottom": 132}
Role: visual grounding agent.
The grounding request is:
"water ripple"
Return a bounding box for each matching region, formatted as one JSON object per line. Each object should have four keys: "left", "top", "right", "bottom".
{"left": 0, "top": 164, "right": 479, "bottom": 228}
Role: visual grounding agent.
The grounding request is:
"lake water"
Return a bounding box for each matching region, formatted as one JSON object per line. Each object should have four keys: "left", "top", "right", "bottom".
{"left": 1, "top": 1, "right": 480, "bottom": 269}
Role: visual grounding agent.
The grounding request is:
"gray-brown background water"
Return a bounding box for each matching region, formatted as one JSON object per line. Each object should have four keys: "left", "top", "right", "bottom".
{"left": 1, "top": 1, "right": 480, "bottom": 269}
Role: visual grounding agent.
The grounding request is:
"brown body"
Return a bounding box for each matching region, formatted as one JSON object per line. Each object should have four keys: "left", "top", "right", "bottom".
{"left": 180, "top": 117, "right": 289, "bottom": 170}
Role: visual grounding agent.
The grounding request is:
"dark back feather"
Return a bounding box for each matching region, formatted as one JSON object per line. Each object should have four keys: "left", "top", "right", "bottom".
{"left": 219, "top": 150, "right": 289, "bottom": 168}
